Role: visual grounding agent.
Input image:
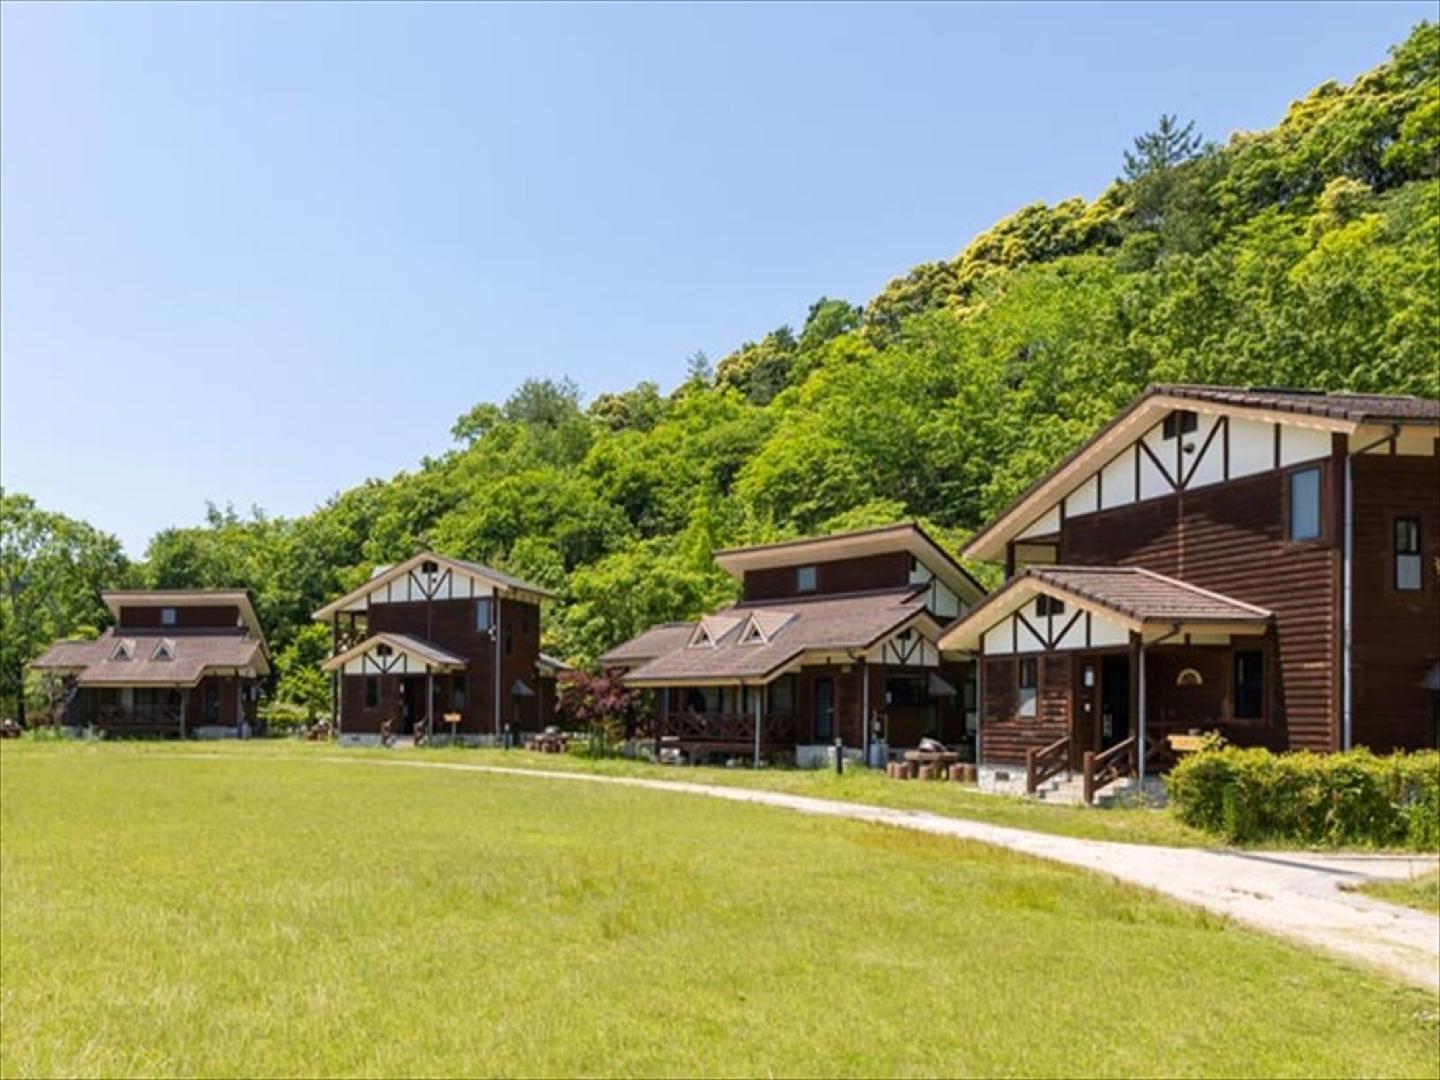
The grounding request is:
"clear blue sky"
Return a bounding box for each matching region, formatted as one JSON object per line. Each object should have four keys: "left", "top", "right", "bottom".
{"left": 2, "top": 2, "right": 1431, "bottom": 555}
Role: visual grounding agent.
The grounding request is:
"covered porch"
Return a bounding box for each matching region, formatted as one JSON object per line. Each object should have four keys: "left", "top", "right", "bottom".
{"left": 940, "top": 565, "right": 1275, "bottom": 802}
{"left": 324, "top": 632, "right": 470, "bottom": 743}
{"left": 631, "top": 661, "right": 972, "bottom": 767}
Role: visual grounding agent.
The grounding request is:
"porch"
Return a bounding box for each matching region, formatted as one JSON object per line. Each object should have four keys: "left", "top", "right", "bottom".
{"left": 636, "top": 664, "right": 974, "bottom": 767}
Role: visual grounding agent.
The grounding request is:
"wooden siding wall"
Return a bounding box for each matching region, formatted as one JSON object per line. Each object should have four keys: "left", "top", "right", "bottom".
{"left": 344, "top": 596, "right": 544, "bottom": 735}
{"left": 118, "top": 605, "right": 242, "bottom": 631}
{"left": 1351, "top": 453, "right": 1440, "bottom": 751}
{"left": 980, "top": 654, "right": 1070, "bottom": 764}
{"left": 743, "top": 552, "right": 911, "bottom": 602}
{"left": 1059, "top": 463, "right": 1340, "bottom": 751}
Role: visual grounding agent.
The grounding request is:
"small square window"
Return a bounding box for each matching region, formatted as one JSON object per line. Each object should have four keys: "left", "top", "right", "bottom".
{"left": 1018, "top": 657, "right": 1038, "bottom": 718}
{"left": 1287, "top": 467, "right": 1322, "bottom": 542}
{"left": 795, "top": 566, "right": 818, "bottom": 593}
{"left": 160, "top": 607, "right": 177, "bottom": 626}
{"left": 1163, "top": 410, "right": 1198, "bottom": 440}
{"left": 1395, "top": 517, "right": 1422, "bottom": 591}
{"left": 1036, "top": 595, "right": 1065, "bottom": 617}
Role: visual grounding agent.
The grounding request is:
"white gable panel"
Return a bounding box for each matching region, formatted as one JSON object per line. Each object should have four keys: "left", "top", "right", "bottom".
{"left": 1396, "top": 428, "right": 1437, "bottom": 456}
{"left": 982, "top": 622, "right": 1013, "bottom": 656}
{"left": 1183, "top": 416, "right": 1226, "bottom": 488}
{"left": 1088, "top": 613, "right": 1130, "bottom": 647}
{"left": 1055, "top": 615, "right": 1088, "bottom": 650}
{"left": 932, "top": 581, "right": 961, "bottom": 619}
{"left": 1018, "top": 504, "right": 1061, "bottom": 539}
{"left": 1100, "top": 451, "right": 1136, "bottom": 510}
{"left": 1229, "top": 417, "right": 1273, "bottom": 479}
{"left": 1279, "top": 425, "right": 1331, "bottom": 468}
{"left": 1138, "top": 445, "right": 1172, "bottom": 500}
{"left": 1014, "top": 620, "right": 1045, "bottom": 654}
{"left": 1065, "top": 474, "right": 1099, "bottom": 518}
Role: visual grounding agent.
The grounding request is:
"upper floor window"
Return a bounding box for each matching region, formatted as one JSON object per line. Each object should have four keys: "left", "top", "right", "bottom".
{"left": 475, "top": 597, "right": 493, "bottom": 631}
{"left": 160, "top": 607, "right": 177, "bottom": 626}
{"left": 1018, "top": 657, "right": 1038, "bottom": 718}
{"left": 1287, "top": 467, "right": 1321, "bottom": 542}
{"left": 795, "top": 565, "right": 818, "bottom": 593}
{"left": 1395, "top": 518, "right": 1422, "bottom": 591}
{"left": 1036, "top": 595, "right": 1065, "bottom": 617}
{"left": 1162, "top": 410, "right": 1197, "bottom": 439}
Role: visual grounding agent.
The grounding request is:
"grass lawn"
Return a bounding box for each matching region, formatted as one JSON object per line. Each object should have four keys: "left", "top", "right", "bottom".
{"left": 3, "top": 743, "right": 1437, "bottom": 1078}
{"left": 1354, "top": 870, "right": 1440, "bottom": 914}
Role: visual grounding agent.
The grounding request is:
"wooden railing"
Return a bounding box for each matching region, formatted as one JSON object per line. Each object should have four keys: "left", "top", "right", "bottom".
{"left": 1081, "top": 729, "right": 1175, "bottom": 804}
{"left": 1082, "top": 736, "right": 1135, "bottom": 804}
{"left": 1025, "top": 734, "right": 1071, "bottom": 795}
{"left": 653, "top": 711, "right": 799, "bottom": 747}
{"left": 95, "top": 704, "right": 183, "bottom": 731}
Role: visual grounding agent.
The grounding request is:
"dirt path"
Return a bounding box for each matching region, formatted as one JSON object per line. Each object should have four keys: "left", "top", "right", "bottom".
{"left": 318, "top": 755, "right": 1439, "bottom": 991}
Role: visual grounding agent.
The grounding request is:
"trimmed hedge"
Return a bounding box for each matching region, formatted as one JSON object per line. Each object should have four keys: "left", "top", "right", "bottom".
{"left": 1167, "top": 747, "right": 1440, "bottom": 851}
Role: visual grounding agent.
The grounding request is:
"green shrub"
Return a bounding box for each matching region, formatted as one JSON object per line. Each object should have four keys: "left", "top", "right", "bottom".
{"left": 1167, "top": 746, "right": 1440, "bottom": 850}
{"left": 257, "top": 700, "right": 314, "bottom": 738}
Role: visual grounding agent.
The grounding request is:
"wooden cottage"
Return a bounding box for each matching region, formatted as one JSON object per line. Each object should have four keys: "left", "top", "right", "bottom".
{"left": 30, "top": 590, "right": 270, "bottom": 737}
{"left": 313, "top": 552, "right": 558, "bottom": 745}
{"left": 939, "top": 384, "right": 1440, "bottom": 798}
{"left": 601, "top": 523, "right": 986, "bottom": 765}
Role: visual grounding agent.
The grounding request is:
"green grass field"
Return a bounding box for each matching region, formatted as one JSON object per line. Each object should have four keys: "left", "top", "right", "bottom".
{"left": 1355, "top": 870, "right": 1440, "bottom": 914}
{"left": 2, "top": 742, "right": 1437, "bottom": 1078}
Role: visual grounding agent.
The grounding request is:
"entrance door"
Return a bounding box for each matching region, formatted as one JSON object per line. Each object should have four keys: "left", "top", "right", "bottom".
{"left": 1100, "top": 656, "right": 1130, "bottom": 750}
{"left": 813, "top": 677, "right": 835, "bottom": 743}
{"left": 399, "top": 676, "right": 427, "bottom": 735}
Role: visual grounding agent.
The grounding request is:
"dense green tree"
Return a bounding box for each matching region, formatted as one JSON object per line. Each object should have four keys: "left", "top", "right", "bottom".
{"left": 1, "top": 491, "right": 129, "bottom": 724}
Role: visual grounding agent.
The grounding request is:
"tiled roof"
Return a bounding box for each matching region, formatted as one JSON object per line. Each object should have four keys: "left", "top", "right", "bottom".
{"left": 597, "top": 623, "right": 697, "bottom": 667}
{"left": 1155, "top": 384, "right": 1440, "bottom": 425}
{"left": 31, "top": 630, "right": 266, "bottom": 686}
{"left": 620, "top": 589, "right": 934, "bottom": 684}
{"left": 1024, "top": 566, "right": 1271, "bottom": 623}
{"left": 321, "top": 632, "right": 467, "bottom": 673}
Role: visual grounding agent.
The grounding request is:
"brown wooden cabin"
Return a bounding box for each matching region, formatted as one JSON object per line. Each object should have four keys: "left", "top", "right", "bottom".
{"left": 30, "top": 590, "right": 270, "bottom": 737}
{"left": 314, "top": 552, "right": 559, "bottom": 745}
{"left": 939, "top": 384, "right": 1440, "bottom": 799}
{"left": 600, "top": 523, "right": 986, "bottom": 766}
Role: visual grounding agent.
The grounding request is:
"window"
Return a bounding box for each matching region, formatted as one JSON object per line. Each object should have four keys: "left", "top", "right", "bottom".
{"left": 1163, "top": 410, "right": 1198, "bottom": 439}
{"left": 768, "top": 675, "right": 795, "bottom": 716}
{"left": 795, "top": 565, "right": 818, "bottom": 593}
{"left": 160, "top": 607, "right": 177, "bottom": 626}
{"left": 451, "top": 676, "right": 467, "bottom": 711}
{"left": 475, "top": 598, "right": 493, "bottom": 631}
{"left": 1036, "top": 595, "right": 1065, "bottom": 617}
{"left": 1018, "top": 657, "right": 1038, "bottom": 718}
{"left": 1233, "top": 650, "right": 1265, "bottom": 720}
{"left": 364, "top": 677, "right": 379, "bottom": 709}
{"left": 203, "top": 682, "right": 221, "bottom": 724}
{"left": 1287, "top": 467, "right": 1322, "bottom": 541}
{"left": 110, "top": 640, "right": 133, "bottom": 662}
{"left": 1395, "top": 518, "right": 1422, "bottom": 591}
{"left": 152, "top": 641, "right": 174, "bottom": 662}
{"left": 886, "top": 675, "right": 928, "bottom": 708}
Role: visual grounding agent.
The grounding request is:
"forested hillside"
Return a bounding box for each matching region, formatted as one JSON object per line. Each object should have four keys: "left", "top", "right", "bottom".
{"left": 3, "top": 24, "right": 1437, "bottom": 720}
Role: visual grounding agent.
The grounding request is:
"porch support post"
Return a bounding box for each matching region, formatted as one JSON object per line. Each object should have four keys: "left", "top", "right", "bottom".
{"left": 752, "top": 684, "right": 762, "bottom": 768}
{"left": 493, "top": 595, "right": 503, "bottom": 738}
{"left": 656, "top": 687, "right": 667, "bottom": 760}
{"left": 331, "top": 616, "right": 340, "bottom": 731}
{"left": 426, "top": 670, "right": 435, "bottom": 744}
{"left": 1137, "top": 639, "right": 1148, "bottom": 788}
{"left": 974, "top": 656, "right": 983, "bottom": 766}
{"left": 860, "top": 660, "right": 870, "bottom": 767}
{"left": 180, "top": 688, "right": 189, "bottom": 740}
